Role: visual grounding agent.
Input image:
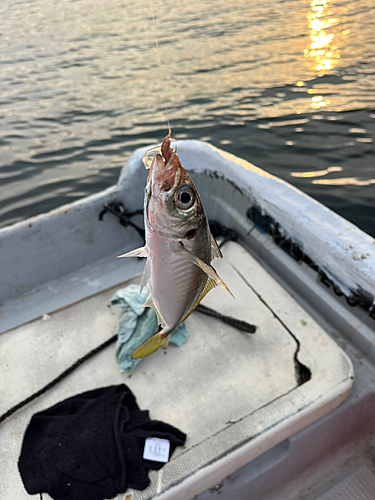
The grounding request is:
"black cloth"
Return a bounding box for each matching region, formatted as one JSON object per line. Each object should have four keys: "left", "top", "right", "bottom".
{"left": 18, "top": 385, "right": 186, "bottom": 500}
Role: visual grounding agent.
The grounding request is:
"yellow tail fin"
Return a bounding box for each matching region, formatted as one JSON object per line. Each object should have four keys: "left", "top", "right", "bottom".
{"left": 131, "top": 332, "right": 170, "bottom": 359}
{"left": 160, "top": 335, "right": 170, "bottom": 349}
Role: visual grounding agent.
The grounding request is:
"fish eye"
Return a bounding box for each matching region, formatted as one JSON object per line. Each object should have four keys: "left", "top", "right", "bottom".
{"left": 175, "top": 186, "right": 195, "bottom": 210}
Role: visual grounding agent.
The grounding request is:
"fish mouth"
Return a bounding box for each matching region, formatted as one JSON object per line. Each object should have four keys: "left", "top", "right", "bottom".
{"left": 147, "top": 133, "right": 181, "bottom": 193}
{"left": 142, "top": 131, "right": 175, "bottom": 170}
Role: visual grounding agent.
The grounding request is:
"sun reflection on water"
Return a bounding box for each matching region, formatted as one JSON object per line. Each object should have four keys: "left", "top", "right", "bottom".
{"left": 291, "top": 166, "right": 342, "bottom": 178}
{"left": 305, "top": 0, "right": 340, "bottom": 74}
{"left": 304, "top": 0, "right": 349, "bottom": 109}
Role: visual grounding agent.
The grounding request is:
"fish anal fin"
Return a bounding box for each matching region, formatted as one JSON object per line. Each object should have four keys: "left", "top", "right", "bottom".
{"left": 210, "top": 233, "right": 223, "bottom": 260}
{"left": 179, "top": 242, "right": 234, "bottom": 298}
{"left": 117, "top": 246, "right": 148, "bottom": 258}
{"left": 140, "top": 292, "right": 167, "bottom": 328}
{"left": 152, "top": 305, "right": 166, "bottom": 328}
{"left": 141, "top": 294, "right": 154, "bottom": 309}
{"left": 140, "top": 258, "right": 151, "bottom": 293}
{"left": 155, "top": 310, "right": 167, "bottom": 329}
{"left": 131, "top": 331, "right": 169, "bottom": 359}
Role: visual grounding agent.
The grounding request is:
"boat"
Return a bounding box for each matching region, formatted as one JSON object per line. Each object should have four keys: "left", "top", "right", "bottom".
{"left": 1, "top": 140, "right": 375, "bottom": 500}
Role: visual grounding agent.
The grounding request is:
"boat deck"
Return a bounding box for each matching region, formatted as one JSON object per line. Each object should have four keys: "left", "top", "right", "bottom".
{"left": 0, "top": 242, "right": 353, "bottom": 500}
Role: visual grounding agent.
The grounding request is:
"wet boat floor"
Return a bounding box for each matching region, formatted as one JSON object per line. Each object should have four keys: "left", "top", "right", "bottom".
{"left": 0, "top": 242, "right": 354, "bottom": 500}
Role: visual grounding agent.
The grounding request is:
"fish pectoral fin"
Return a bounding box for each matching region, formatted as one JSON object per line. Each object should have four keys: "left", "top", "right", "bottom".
{"left": 210, "top": 232, "right": 223, "bottom": 260}
{"left": 117, "top": 246, "right": 148, "bottom": 258}
{"left": 131, "top": 332, "right": 170, "bottom": 359}
{"left": 118, "top": 247, "right": 151, "bottom": 294}
{"left": 179, "top": 242, "right": 234, "bottom": 298}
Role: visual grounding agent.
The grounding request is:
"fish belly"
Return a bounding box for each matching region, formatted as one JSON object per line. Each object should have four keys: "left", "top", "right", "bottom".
{"left": 148, "top": 233, "right": 206, "bottom": 332}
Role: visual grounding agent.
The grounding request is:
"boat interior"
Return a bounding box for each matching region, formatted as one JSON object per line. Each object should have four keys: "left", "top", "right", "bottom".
{"left": 1, "top": 142, "right": 375, "bottom": 500}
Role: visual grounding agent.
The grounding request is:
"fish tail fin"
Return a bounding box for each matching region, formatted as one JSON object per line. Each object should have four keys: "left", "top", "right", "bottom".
{"left": 131, "top": 331, "right": 170, "bottom": 359}
{"left": 160, "top": 335, "right": 170, "bottom": 350}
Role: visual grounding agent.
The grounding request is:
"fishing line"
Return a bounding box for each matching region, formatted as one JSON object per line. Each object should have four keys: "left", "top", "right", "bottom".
{"left": 149, "top": 0, "right": 171, "bottom": 133}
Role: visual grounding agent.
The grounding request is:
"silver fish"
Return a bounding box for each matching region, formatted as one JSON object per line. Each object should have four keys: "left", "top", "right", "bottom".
{"left": 119, "top": 133, "right": 233, "bottom": 358}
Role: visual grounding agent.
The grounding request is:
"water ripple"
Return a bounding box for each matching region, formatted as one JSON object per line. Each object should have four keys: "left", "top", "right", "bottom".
{"left": 0, "top": 0, "right": 374, "bottom": 237}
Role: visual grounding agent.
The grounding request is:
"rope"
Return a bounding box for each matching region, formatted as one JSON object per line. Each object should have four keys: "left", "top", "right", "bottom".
{"left": 1, "top": 211, "right": 255, "bottom": 424}
{"left": 0, "top": 334, "right": 117, "bottom": 425}
{"left": 0, "top": 306, "right": 255, "bottom": 425}
{"left": 196, "top": 304, "right": 256, "bottom": 333}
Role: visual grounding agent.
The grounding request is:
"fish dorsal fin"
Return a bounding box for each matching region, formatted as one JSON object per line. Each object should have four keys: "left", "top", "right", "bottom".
{"left": 210, "top": 233, "right": 223, "bottom": 261}
{"left": 117, "top": 246, "right": 148, "bottom": 258}
{"left": 180, "top": 277, "right": 217, "bottom": 324}
{"left": 179, "top": 242, "right": 234, "bottom": 298}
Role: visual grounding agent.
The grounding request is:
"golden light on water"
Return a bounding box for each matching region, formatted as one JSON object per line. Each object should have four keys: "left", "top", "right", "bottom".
{"left": 312, "top": 178, "right": 375, "bottom": 186}
{"left": 305, "top": 0, "right": 340, "bottom": 74}
{"left": 304, "top": 0, "right": 349, "bottom": 109}
{"left": 291, "top": 166, "right": 342, "bottom": 178}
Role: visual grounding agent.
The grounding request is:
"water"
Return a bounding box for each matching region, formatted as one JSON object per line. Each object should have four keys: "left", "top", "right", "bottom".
{"left": 0, "top": 0, "right": 374, "bottom": 237}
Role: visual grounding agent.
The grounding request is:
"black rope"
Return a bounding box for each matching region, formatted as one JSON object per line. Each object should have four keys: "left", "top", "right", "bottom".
{"left": 0, "top": 211, "right": 255, "bottom": 424}
{"left": 99, "top": 202, "right": 145, "bottom": 241}
{"left": 196, "top": 304, "right": 256, "bottom": 333}
{"left": 246, "top": 205, "right": 375, "bottom": 321}
{"left": 98, "top": 203, "right": 239, "bottom": 249}
{"left": 0, "top": 306, "right": 255, "bottom": 425}
{"left": 208, "top": 220, "right": 238, "bottom": 247}
{"left": 0, "top": 334, "right": 118, "bottom": 425}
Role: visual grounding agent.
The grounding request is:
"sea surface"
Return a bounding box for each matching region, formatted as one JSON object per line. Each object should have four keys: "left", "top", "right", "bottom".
{"left": 0, "top": 0, "right": 374, "bottom": 237}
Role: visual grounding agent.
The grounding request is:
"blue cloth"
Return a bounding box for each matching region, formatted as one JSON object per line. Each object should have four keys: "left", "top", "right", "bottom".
{"left": 110, "top": 284, "right": 189, "bottom": 371}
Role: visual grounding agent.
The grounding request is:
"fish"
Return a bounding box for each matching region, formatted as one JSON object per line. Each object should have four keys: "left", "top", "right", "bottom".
{"left": 119, "top": 132, "right": 233, "bottom": 359}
